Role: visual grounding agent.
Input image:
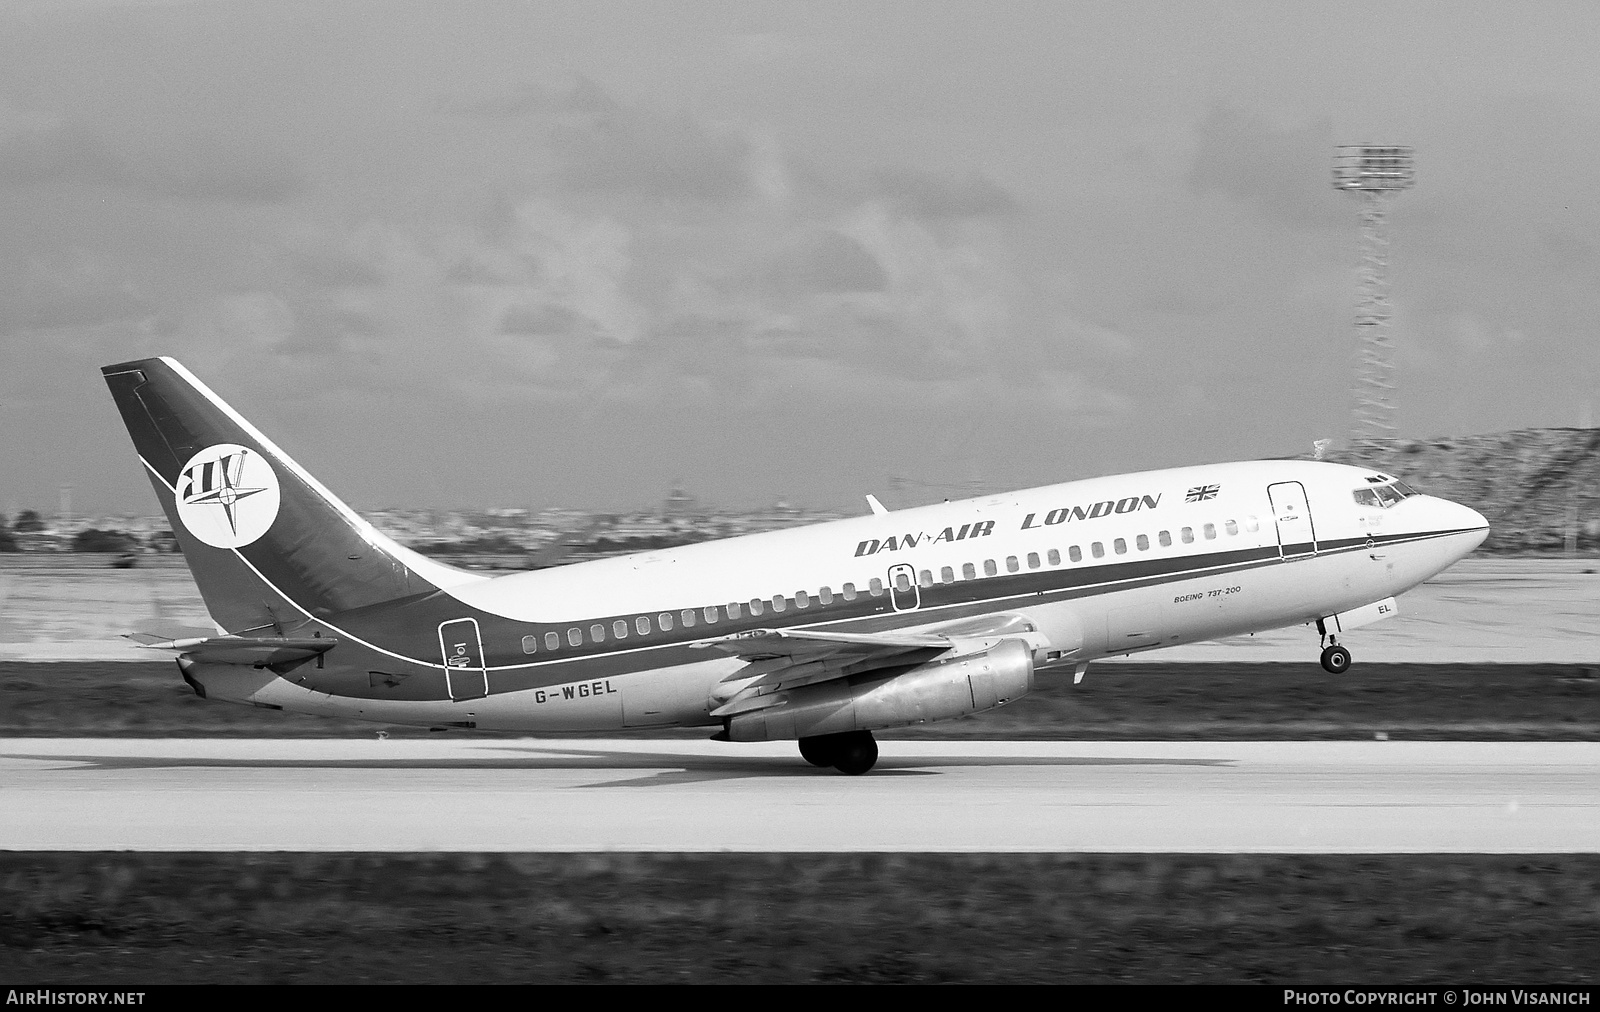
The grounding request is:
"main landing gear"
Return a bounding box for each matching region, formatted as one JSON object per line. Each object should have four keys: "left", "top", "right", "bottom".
{"left": 1315, "top": 618, "right": 1352, "bottom": 673}
{"left": 798, "top": 730, "right": 879, "bottom": 775}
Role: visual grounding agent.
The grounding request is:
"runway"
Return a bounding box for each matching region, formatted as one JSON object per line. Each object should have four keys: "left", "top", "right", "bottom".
{"left": 3, "top": 738, "right": 1596, "bottom": 853}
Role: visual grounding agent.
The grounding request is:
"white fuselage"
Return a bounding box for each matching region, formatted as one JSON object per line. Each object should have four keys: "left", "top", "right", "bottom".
{"left": 203, "top": 458, "right": 1488, "bottom": 731}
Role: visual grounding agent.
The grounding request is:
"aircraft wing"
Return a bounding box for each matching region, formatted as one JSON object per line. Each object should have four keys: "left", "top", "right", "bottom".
{"left": 697, "top": 615, "right": 1046, "bottom": 718}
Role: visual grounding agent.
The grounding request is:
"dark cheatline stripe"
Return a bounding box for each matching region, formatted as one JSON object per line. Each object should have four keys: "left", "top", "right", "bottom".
{"left": 307, "top": 525, "right": 1483, "bottom": 701}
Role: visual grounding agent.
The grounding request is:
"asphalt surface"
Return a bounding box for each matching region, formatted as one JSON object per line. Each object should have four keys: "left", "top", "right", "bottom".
{"left": 3, "top": 738, "right": 1596, "bottom": 852}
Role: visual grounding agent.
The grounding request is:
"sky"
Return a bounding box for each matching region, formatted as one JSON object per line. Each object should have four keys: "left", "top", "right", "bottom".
{"left": 4, "top": 0, "right": 1600, "bottom": 516}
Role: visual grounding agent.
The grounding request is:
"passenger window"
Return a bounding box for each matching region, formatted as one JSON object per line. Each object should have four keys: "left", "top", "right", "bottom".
{"left": 771, "top": 595, "right": 786, "bottom": 613}
{"left": 682, "top": 609, "right": 696, "bottom": 628}
{"left": 941, "top": 566, "right": 954, "bottom": 584}
{"left": 521, "top": 635, "right": 538, "bottom": 654}
{"left": 749, "top": 599, "right": 764, "bottom": 616}
{"left": 796, "top": 590, "right": 810, "bottom": 608}
{"left": 1006, "top": 556, "right": 1020, "bottom": 573}
{"left": 895, "top": 572, "right": 912, "bottom": 592}
{"left": 1114, "top": 538, "right": 1127, "bottom": 555}
{"left": 704, "top": 606, "right": 718, "bottom": 623}
{"left": 1181, "top": 527, "right": 1194, "bottom": 544}
{"left": 1092, "top": 542, "right": 1104, "bottom": 559}
{"left": 843, "top": 583, "right": 858, "bottom": 601}
{"left": 1047, "top": 549, "right": 1060, "bottom": 566}
{"left": 658, "top": 613, "right": 673, "bottom": 632}
{"left": 613, "top": 619, "right": 628, "bottom": 639}
{"left": 1027, "top": 552, "right": 1040, "bottom": 569}
{"left": 869, "top": 578, "right": 884, "bottom": 596}
{"left": 590, "top": 623, "right": 606, "bottom": 643}
{"left": 1159, "top": 530, "right": 1171, "bottom": 548}
{"left": 545, "top": 631, "right": 560, "bottom": 651}
{"left": 1203, "top": 523, "right": 1216, "bottom": 540}
{"left": 726, "top": 602, "right": 741, "bottom": 619}
{"left": 1225, "top": 520, "right": 1238, "bottom": 536}
{"left": 918, "top": 569, "right": 934, "bottom": 588}
{"left": 819, "top": 587, "right": 833, "bottom": 605}
{"left": 984, "top": 559, "right": 998, "bottom": 577}
{"left": 568, "top": 628, "right": 582, "bottom": 647}
{"left": 1136, "top": 534, "right": 1149, "bottom": 551}
{"left": 636, "top": 616, "right": 650, "bottom": 636}
{"left": 962, "top": 562, "right": 977, "bottom": 580}
{"left": 1069, "top": 546, "right": 1082, "bottom": 562}
{"left": 1245, "top": 516, "right": 1259, "bottom": 533}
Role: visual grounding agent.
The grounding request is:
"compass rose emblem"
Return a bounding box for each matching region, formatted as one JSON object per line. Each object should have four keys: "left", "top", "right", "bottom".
{"left": 174, "top": 443, "right": 281, "bottom": 548}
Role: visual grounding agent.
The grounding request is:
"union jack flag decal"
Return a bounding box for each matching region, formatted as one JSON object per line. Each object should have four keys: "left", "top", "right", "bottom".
{"left": 1185, "top": 484, "right": 1220, "bottom": 503}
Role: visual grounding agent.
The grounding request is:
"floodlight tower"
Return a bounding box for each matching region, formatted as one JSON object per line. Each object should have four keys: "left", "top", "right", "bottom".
{"left": 1333, "top": 145, "right": 1414, "bottom": 453}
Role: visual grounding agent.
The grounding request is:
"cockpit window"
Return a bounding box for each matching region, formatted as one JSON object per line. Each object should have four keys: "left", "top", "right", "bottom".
{"left": 1352, "top": 481, "right": 1419, "bottom": 509}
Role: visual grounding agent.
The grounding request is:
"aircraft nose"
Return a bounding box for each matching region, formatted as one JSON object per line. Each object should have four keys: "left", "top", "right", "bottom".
{"left": 1436, "top": 497, "right": 1490, "bottom": 551}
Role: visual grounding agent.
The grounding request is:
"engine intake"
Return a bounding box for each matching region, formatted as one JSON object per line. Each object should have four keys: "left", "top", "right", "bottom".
{"left": 723, "top": 638, "right": 1034, "bottom": 742}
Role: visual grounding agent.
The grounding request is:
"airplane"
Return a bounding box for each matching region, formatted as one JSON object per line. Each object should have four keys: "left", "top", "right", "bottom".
{"left": 103, "top": 356, "right": 1490, "bottom": 774}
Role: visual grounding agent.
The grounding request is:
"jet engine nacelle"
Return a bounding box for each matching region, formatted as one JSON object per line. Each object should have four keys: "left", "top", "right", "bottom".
{"left": 723, "top": 638, "right": 1034, "bottom": 742}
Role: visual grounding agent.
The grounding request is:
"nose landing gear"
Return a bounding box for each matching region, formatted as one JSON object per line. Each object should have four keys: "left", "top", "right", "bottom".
{"left": 1316, "top": 617, "right": 1353, "bottom": 673}
{"left": 1320, "top": 642, "right": 1352, "bottom": 673}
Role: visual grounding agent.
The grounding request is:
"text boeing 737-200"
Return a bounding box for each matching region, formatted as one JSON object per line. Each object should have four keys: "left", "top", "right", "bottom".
{"left": 104, "top": 357, "right": 1489, "bottom": 774}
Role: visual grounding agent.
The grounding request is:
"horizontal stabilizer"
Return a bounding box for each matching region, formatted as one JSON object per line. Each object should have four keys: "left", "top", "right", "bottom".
{"left": 123, "top": 625, "right": 219, "bottom": 645}
{"left": 130, "top": 633, "right": 338, "bottom": 667}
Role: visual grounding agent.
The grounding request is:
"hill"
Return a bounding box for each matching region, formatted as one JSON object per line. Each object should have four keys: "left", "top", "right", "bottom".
{"left": 1326, "top": 428, "right": 1600, "bottom": 554}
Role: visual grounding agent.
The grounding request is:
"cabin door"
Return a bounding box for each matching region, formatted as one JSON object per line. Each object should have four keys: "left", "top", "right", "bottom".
{"left": 438, "top": 617, "right": 488, "bottom": 701}
{"left": 1266, "top": 481, "right": 1318, "bottom": 559}
{"left": 886, "top": 563, "right": 921, "bottom": 611}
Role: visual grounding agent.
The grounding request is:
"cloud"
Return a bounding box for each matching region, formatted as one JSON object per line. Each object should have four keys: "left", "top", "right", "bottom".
{"left": 0, "top": 286, "right": 154, "bottom": 333}
{"left": 294, "top": 249, "right": 388, "bottom": 289}
{"left": 0, "top": 120, "right": 302, "bottom": 202}
{"left": 504, "top": 201, "right": 644, "bottom": 345}
{"left": 211, "top": 293, "right": 295, "bottom": 349}
{"left": 871, "top": 166, "right": 1018, "bottom": 220}
{"left": 498, "top": 302, "right": 584, "bottom": 336}
{"left": 435, "top": 76, "right": 616, "bottom": 119}
{"left": 551, "top": 106, "right": 752, "bottom": 204}
{"left": 0, "top": 248, "right": 156, "bottom": 335}
{"left": 0, "top": 122, "right": 126, "bottom": 189}
{"left": 769, "top": 229, "right": 887, "bottom": 295}
{"left": 444, "top": 251, "right": 531, "bottom": 286}
{"left": 128, "top": 130, "right": 303, "bottom": 203}
{"left": 1187, "top": 103, "right": 1338, "bottom": 226}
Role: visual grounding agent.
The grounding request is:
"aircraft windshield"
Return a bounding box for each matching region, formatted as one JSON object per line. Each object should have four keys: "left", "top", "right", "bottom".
{"left": 1351, "top": 481, "right": 1419, "bottom": 509}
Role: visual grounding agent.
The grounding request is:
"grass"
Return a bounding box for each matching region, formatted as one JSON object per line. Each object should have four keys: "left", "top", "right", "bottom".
{"left": 1, "top": 852, "right": 1596, "bottom": 983}
{"left": 1, "top": 660, "right": 1595, "bottom": 739}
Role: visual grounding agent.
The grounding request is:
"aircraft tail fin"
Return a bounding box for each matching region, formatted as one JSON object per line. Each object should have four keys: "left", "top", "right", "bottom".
{"left": 101, "top": 357, "right": 482, "bottom": 633}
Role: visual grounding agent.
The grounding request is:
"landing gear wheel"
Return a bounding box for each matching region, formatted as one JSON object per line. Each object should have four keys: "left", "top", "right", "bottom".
{"left": 1320, "top": 643, "right": 1352, "bottom": 674}
{"left": 798, "top": 735, "right": 838, "bottom": 767}
{"left": 830, "top": 730, "right": 878, "bottom": 776}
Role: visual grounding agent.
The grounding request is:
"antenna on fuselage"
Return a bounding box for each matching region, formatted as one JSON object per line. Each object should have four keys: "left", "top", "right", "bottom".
{"left": 865, "top": 494, "right": 889, "bottom": 515}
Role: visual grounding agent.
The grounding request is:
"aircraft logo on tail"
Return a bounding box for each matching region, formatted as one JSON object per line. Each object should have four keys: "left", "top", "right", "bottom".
{"left": 174, "top": 443, "right": 281, "bottom": 548}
